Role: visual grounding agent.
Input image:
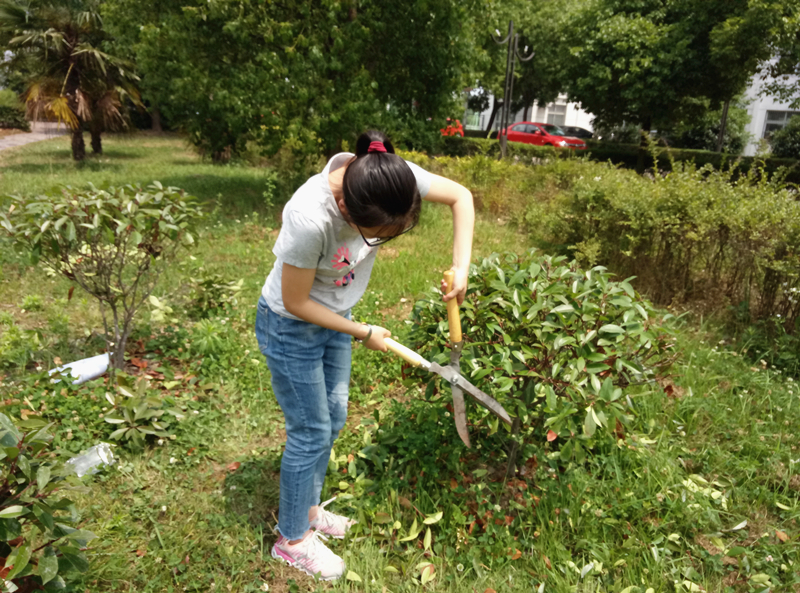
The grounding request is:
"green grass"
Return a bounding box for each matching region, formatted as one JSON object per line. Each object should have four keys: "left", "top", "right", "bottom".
{"left": 0, "top": 135, "right": 798, "bottom": 593}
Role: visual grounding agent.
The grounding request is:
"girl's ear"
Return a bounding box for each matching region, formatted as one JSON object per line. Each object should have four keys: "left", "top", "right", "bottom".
{"left": 336, "top": 197, "right": 349, "bottom": 219}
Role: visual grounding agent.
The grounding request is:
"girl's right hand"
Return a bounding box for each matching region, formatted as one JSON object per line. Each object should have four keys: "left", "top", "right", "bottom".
{"left": 363, "top": 325, "right": 391, "bottom": 352}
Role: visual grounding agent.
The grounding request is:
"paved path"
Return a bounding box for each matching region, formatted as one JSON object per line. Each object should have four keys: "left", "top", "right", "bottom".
{"left": 0, "top": 122, "right": 69, "bottom": 152}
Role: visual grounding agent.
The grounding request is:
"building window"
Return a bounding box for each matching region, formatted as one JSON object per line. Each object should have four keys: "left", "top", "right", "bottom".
{"left": 764, "top": 111, "right": 800, "bottom": 138}
{"left": 547, "top": 103, "right": 567, "bottom": 126}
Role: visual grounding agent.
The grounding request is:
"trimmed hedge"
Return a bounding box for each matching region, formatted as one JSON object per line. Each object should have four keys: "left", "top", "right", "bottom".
{"left": 439, "top": 136, "right": 800, "bottom": 185}
{"left": 0, "top": 105, "right": 30, "bottom": 132}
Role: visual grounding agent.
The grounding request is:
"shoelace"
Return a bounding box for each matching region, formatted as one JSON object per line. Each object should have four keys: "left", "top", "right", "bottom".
{"left": 315, "top": 497, "right": 353, "bottom": 531}
{"left": 296, "top": 531, "right": 338, "bottom": 567}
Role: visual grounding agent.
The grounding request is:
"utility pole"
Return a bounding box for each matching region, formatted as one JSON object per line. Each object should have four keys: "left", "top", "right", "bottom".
{"left": 493, "top": 21, "right": 534, "bottom": 158}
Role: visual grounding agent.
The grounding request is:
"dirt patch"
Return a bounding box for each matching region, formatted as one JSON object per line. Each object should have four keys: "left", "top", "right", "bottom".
{"left": 0, "top": 128, "right": 26, "bottom": 139}
{"left": 695, "top": 535, "right": 738, "bottom": 566}
{"left": 377, "top": 299, "right": 414, "bottom": 322}
{"left": 657, "top": 377, "right": 685, "bottom": 398}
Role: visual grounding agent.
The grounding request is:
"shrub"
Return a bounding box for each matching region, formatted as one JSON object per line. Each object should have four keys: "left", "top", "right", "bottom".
{"left": 104, "top": 374, "right": 185, "bottom": 449}
{"left": 0, "top": 323, "right": 41, "bottom": 370}
{"left": 1, "top": 183, "right": 203, "bottom": 370}
{"left": 185, "top": 271, "right": 243, "bottom": 320}
{"left": 525, "top": 159, "right": 800, "bottom": 331}
{"left": 0, "top": 89, "right": 21, "bottom": 109}
{"left": 407, "top": 250, "right": 673, "bottom": 469}
{"left": 0, "top": 104, "right": 29, "bottom": 132}
{"left": 0, "top": 413, "right": 97, "bottom": 590}
{"left": 434, "top": 136, "right": 800, "bottom": 185}
{"left": 770, "top": 115, "right": 800, "bottom": 159}
{"left": 19, "top": 295, "right": 43, "bottom": 312}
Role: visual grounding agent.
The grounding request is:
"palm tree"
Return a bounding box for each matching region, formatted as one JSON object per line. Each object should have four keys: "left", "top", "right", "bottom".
{"left": 0, "top": 0, "right": 141, "bottom": 160}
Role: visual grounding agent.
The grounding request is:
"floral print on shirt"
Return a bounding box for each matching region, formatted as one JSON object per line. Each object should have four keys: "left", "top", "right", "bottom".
{"left": 332, "top": 246, "right": 356, "bottom": 287}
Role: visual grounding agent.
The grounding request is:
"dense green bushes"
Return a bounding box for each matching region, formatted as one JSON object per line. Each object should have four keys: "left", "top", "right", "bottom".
{"left": 436, "top": 136, "right": 800, "bottom": 184}
{"left": 0, "top": 89, "right": 29, "bottom": 131}
{"left": 402, "top": 151, "right": 800, "bottom": 346}
{"left": 770, "top": 115, "right": 800, "bottom": 159}
{"left": 0, "top": 105, "right": 29, "bottom": 132}
{"left": 407, "top": 251, "right": 672, "bottom": 470}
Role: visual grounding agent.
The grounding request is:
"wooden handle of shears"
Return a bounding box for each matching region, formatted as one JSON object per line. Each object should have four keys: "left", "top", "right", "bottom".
{"left": 443, "top": 270, "right": 463, "bottom": 343}
{"left": 384, "top": 338, "right": 427, "bottom": 368}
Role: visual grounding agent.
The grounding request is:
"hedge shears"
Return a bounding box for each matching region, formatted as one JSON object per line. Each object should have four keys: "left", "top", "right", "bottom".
{"left": 384, "top": 271, "right": 512, "bottom": 447}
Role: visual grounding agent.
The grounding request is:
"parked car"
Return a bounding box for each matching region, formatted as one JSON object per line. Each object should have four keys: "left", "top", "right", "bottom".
{"left": 500, "top": 122, "right": 587, "bottom": 149}
{"left": 561, "top": 125, "right": 594, "bottom": 140}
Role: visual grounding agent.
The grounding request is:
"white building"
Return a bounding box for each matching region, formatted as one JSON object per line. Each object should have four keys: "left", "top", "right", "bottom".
{"left": 464, "top": 93, "right": 595, "bottom": 133}
{"left": 743, "top": 72, "right": 800, "bottom": 156}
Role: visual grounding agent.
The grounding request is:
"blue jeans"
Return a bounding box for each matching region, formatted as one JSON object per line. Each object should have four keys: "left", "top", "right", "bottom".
{"left": 254, "top": 296, "right": 351, "bottom": 540}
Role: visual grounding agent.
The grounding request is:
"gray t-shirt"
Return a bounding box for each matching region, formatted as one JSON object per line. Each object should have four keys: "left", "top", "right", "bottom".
{"left": 262, "top": 153, "right": 432, "bottom": 319}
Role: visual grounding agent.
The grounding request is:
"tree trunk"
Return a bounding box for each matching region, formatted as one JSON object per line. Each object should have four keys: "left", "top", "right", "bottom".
{"left": 71, "top": 129, "right": 86, "bottom": 161}
{"left": 485, "top": 100, "right": 502, "bottom": 135}
{"left": 522, "top": 103, "right": 530, "bottom": 122}
{"left": 91, "top": 128, "right": 103, "bottom": 155}
{"left": 716, "top": 99, "right": 731, "bottom": 153}
{"left": 636, "top": 117, "right": 652, "bottom": 175}
{"left": 151, "top": 105, "right": 163, "bottom": 132}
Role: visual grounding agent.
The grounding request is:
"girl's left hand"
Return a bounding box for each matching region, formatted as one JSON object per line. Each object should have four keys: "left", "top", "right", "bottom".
{"left": 441, "top": 267, "right": 468, "bottom": 305}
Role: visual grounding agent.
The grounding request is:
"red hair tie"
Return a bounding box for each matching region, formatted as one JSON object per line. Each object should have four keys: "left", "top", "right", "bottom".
{"left": 367, "top": 141, "right": 387, "bottom": 153}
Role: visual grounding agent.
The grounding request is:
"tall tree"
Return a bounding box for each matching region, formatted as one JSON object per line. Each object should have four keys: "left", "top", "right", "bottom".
{"left": 102, "top": 0, "right": 474, "bottom": 161}
{"left": 0, "top": 0, "right": 140, "bottom": 160}
{"left": 560, "top": 0, "right": 798, "bottom": 167}
{"left": 761, "top": 1, "right": 800, "bottom": 107}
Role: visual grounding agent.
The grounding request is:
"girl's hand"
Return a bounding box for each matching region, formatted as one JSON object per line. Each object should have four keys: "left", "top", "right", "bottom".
{"left": 441, "top": 267, "right": 468, "bottom": 305}
{"left": 364, "top": 325, "right": 392, "bottom": 352}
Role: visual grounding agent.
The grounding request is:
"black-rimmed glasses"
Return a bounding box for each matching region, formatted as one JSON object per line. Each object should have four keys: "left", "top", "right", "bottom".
{"left": 356, "top": 223, "right": 416, "bottom": 247}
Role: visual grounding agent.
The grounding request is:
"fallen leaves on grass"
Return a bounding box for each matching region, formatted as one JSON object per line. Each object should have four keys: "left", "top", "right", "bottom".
{"left": 226, "top": 462, "right": 241, "bottom": 471}
{"left": 775, "top": 529, "right": 789, "bottom": 542}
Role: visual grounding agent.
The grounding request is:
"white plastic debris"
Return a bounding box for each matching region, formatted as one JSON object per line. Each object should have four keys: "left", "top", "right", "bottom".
{"left": 66, "top": 443, "right": 116, "bottom": 477}
{"left": 49, "top": 353, "right": 110, "bottom": 385}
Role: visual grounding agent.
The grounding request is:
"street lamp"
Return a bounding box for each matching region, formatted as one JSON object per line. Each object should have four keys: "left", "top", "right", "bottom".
{"left": 493, "top": 21, "right": 535, "bottom": 158}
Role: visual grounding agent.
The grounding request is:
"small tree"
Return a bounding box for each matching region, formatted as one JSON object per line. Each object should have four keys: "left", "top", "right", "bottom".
{"left": 770, "top": 115, "right": 800, "bottom": 159}
{"left": 408, "top": 251, "right": 673, "bottom": 471}
{"left": 1, "top": 182, "right": 202, "bottom": 370}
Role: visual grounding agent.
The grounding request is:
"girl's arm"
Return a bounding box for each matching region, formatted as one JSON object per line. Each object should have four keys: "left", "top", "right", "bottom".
{"left": 282, "top": 263, "right": 391, "bottom": 351}
{"left": 423, "top": 175, "right": 474, "bottom": 304}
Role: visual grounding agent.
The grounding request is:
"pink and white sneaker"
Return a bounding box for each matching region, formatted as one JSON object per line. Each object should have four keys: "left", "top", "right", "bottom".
{"left": 309, "top": 497, "right": 358, "bottom": 539}
{"left": 271, "top": 531, "right": 345, "bottom": 581}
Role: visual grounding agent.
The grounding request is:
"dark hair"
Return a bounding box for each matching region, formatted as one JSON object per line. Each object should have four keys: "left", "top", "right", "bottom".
{"left": 341, "top": 130, "right": 421, "bottom": 232}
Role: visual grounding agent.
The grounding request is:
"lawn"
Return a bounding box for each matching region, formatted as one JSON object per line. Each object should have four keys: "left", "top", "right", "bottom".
{"left": 0, "top": 134, "right": 798, "bottom": 593}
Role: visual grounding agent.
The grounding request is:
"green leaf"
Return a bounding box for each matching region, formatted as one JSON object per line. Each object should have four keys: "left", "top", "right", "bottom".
{"left": 399, "top": 518, "right": 420, "bottom": 541}
{"left": 58, "top": 547, "right": 89, "bottom": 572}
{"left": 726, "top": 546, "right": 747, "bottom": 556}
{"left": 17, "top": 455, "right": 31, "bottom": 479}
{"left": 0, "top": 414, "right": 21, "bottom": 447}
{"left": 599, "top": 324, "right": 624, "bottom": 335}
{"left": 33, "top": 503, "right": 55, "bottom": 532}
{"left": 583, "top": 408, "right": 596, "bottom": 437}
{"left": 423, "top": 511, "right": 443, "bottom": 525}
{"left": 37, "top": 464, "right": 51, "bottom": 492}
{"left": 423, "top": 527, "right": 432, "bottom": 551}
{"left": 38, "top": 547, "right": 59, "bottom": 585}
{"left": 374, "top": 512, "right": 392, "bottom": 524}
{"left": 546, "top": 386, "right": 557, "bottom": 412}
{"left": 345, "top": 570, "right": 362, "bottom": 582}
{"left": 0, "top": 506, "right": 29, "bottom": 519}
{"left": 6, "top": 544, "right": 31, "bottom": 580}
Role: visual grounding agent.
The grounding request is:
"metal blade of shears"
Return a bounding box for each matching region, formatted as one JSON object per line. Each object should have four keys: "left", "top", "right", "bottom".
{"left": 428, "top": 362, "right": 513, "bottom": 425}
{"left": 449, "top": 342, "right": 470, "bottom": 448}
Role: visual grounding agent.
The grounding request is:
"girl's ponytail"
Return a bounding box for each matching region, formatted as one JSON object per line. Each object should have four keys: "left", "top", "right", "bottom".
{"left": 342, "top": 130, "right": 420, "bottom": 232}
{"left": 354, "top": 130, "right": 395, "bottom": 155}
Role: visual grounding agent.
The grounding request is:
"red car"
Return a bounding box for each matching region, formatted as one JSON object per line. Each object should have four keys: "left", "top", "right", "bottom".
{"left": 502, "top": 121, "right": 587, "bottom": 150}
